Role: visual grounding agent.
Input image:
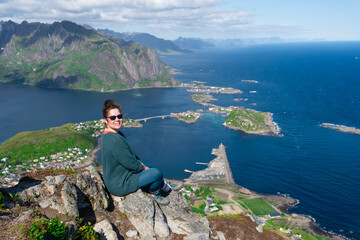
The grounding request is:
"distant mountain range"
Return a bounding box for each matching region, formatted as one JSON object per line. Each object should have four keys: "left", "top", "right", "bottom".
{"left": 100, "top": 29, "right": 307, "bottom": 54}
{"left": 101, "top": 30, "right": 217, "bottom": 54}
{"left": 0, "top": 20, "right": 179, "bottom": 91}
{"left": 101, "top": 30, "right": 190, "bottom": 55}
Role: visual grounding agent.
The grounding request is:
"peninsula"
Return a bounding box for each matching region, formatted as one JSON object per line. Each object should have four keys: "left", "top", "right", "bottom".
{"left": 183, "top": 144, "right": 346, "bottom": 240}
{"left": 321, "top": 123, "right": 360, "bottom": 135}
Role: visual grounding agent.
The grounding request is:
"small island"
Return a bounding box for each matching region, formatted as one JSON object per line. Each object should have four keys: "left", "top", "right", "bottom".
{"left": 122, "top": 118, "right": 143, "bottom": 128}
{"left": 191, "top": 94, "right": 218, "bottom": 104}
{"left": 241, "top": 80, "right": 259, "bottom": 83}
{"left": 223, "top": 108, "right": 282, "bottom": 137}
{"left": 170, "top": 111, "right": 201, "bottom": 123}
{"left": 183, "top": 83, "right": 242, "bottom": 94}
{"left": 321, "top": 123, "right": 360, "bottom": 135}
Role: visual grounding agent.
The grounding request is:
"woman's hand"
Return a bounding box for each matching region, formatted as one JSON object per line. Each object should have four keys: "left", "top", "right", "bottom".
{"left": 141, "top": 163, "right": 150, "bottom": 170}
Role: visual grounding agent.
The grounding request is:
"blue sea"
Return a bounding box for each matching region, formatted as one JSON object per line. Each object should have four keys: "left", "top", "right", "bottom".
{"left": 1, "top": 41, "right": 360, "bottom": 239}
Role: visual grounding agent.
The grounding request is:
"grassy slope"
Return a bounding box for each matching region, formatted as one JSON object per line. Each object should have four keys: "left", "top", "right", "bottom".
{"left": 0, "top": 123, "right": 96, "bottom": 165}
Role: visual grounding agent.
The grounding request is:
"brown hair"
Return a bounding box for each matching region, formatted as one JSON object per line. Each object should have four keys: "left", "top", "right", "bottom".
{"left": 102, "top": 99, "right": 122, "bottom": 119}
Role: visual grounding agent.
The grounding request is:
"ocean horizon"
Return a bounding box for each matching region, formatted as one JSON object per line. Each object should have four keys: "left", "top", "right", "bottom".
{"left": 1, "top": 41, "right": 359, "bottom": 239}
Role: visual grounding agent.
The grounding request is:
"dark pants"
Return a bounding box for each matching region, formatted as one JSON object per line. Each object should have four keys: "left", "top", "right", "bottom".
{"left": 137, "top": 168, "right": 165, "bottom": 193}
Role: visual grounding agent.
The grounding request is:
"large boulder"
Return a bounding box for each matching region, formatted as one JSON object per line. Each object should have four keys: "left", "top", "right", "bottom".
{"left": 113, "top": 190, "right": 210, "bottom": 239}
{"left": 76, "top": 165, "right": 110, "bottom": 211}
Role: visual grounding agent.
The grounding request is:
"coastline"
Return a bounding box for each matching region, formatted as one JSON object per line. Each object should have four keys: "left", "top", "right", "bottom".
{"left": 185, "top": 143, "right": 347, "bottom": 240}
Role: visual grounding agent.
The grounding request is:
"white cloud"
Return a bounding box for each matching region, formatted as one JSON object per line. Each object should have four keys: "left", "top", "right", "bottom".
{"left": 0, "top": 0, "right": 307, "bottom": 39}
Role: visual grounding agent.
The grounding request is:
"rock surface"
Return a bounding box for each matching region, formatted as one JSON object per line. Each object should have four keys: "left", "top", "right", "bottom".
{"left": 1, "top": 167, "right": 210, "bottom": 239}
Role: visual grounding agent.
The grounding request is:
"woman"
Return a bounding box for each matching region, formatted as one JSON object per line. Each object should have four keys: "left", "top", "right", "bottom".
{"left": 101, "top": 99, "right": 182, "bottom": 205}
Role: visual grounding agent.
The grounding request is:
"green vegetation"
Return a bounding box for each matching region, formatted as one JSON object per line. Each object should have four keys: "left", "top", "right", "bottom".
{"left": 0, "top": 124, "right": 95, "bottom": 165}
{"left": 240, "top": 198, "right": 277, "bottom": 216}
{"left": 178, "top": 114, "right": 196, "bottom": 121}
{"left": 0, "top": 21, "right": 177, "bottom": 92}
{"left": 225, "top": 108, "right": 270, "bottom": 132}
{"left": 38, "top": 169, "right": 77, "bottom": 174}
{"left": 191, "top": 201, "right": 206, "bottom": 215}
{"left": 173, "top": 111, "right": 200, "bottom": 123}
{"left": 266, "top": 218, "right": 288, "bottom": 229}
{"left": 76, "top": 222, "right": 99, "bottom": 240}
{"left": 194, "top": 186, "right": 216, "bottom": 199}
{"left": 290, "top": 229, "right": 330, "bottom": 240}
{"left": 28, "top": 217, "right": 99, "bottom": 240}
{"left": 29, "top": 218, "right": 68, "bottom": 240}
{"left": 0, "top": 191, "right": 6, "bottom": 209}
{"left": 138, "top": 79, "right": 152, "bottom": 87}
{"left": 191, "top": 94, "right": 216, "bottom": 103}
{"left": 0, "top": 120, "right": 103, "bottom": 177}
{"left": 122, "top": 119, "right": 143, "bottom": 128}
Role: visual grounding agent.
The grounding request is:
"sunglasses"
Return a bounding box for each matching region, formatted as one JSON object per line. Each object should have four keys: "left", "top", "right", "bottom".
{"left": 107, "top": 114, "right": 123, "bottom": 120}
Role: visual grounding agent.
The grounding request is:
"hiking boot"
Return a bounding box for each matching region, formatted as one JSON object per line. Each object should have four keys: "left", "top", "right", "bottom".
{"left": 151, "top": 193, "right": 170, "bottom": 206}
{"left": 169, "top": 181, "right": 184, "bottom": 191}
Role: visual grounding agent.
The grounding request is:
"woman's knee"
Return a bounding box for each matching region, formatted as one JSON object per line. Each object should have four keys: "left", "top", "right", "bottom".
{"left": 150, "top": 168, "right": 163, "bottom": 180}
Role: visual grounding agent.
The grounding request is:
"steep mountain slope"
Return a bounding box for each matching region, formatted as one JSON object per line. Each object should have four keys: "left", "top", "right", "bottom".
{"left": 0, "top": 20, "right": 179, "bottom": 91}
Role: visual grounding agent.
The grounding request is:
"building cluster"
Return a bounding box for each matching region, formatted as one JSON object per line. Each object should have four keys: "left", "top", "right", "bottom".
{"left": 208, "top": 106, "right": 238, "bottom": 114}
{"left": 178, "top": 111, "right": 201, "bottom": 120}
{"left": 187, "top": 86, "right": 241, "bottom": 94}
{"left": 71, "top": 120, "right": 105, "bottom": 137}
{"left": 182, "top": 187, "right": 219, "bottom": 214}
{"left": 0, "top": 146, "right": 92, "bottom": 187}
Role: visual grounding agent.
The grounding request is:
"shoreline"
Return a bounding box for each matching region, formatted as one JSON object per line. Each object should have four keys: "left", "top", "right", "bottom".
{"left": 185, "top": 143, "right": 347, "bottom": 240}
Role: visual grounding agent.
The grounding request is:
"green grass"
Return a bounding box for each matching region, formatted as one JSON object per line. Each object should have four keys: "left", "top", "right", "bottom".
{"left": 241, "top": 198, "right": 277, "bottom": 216}
{"left": 178, "top": 115, "right": 196, "bottom": 121}
{"left": 191, "top": 201, "right": 206, "bottom": 215}
{"left": 290, "top": 230, "right": 328, "bottom": 240}
{"left": 191, "top": 94, "right": 215, "bottom": 102}
{"left": 0, "top": 123, "right": 96, "bottom": 165}
{"left": 266, "top": 218, "right": 288, "bottom": 229}
{"left": 225, "top": 108, "right": 269, "bottom": 132}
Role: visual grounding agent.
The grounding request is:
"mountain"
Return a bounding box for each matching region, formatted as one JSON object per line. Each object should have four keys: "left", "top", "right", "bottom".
{"left": 0, "top": 20, "right": 179, "bottom": 91}
{"left": 174, "top": 37, "right": 215, "bottom": 49}
{"left": 101, "top": 29, "right": 191, "bottom": 55}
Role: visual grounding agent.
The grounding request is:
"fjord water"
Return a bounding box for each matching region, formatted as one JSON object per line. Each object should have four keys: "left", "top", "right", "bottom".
{"left": 1, "top": 42, "right": 360, "bottom": 239}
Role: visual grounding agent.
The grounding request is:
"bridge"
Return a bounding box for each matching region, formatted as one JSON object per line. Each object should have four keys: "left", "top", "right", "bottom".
{"left": 135, "top": 115, "right": 171, "bottom": 122}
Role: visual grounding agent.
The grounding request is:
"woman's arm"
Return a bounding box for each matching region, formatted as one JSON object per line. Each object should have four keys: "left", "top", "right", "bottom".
{"left": 110, "top": 136, "right": 143, "bottom": 172}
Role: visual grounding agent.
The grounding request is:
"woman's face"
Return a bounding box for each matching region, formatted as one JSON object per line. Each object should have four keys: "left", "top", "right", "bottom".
{"left": 104, "top": 108, "right": 122, "bottom": 132}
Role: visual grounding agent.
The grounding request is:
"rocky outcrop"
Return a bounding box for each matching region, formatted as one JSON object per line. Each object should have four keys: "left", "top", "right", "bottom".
{"left": 1, "top": 166, "right": 210, "bottom": 239}
{"left": 0, "top": 20, "right": 179, "bottom": 91}
{"left": 113, "top": 190, "right": 210, "bottom": 239}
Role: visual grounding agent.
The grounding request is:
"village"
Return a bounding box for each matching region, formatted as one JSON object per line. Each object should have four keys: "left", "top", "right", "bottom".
{"left": 170, "top": 111, "right": 202, "bottom": 123}
{"left": 186, "top": 85, "right": 242, "bottom": 94}
{"left": 0, "top": 120, "right": 105, "bottom": 187}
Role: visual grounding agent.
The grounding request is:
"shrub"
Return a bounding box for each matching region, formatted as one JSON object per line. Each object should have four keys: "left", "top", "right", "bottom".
{"left": 29, "top": 218, "right": 68, "bottom": 240}
{"left": 75, "top": 222, "right": 99, "bottom": 240}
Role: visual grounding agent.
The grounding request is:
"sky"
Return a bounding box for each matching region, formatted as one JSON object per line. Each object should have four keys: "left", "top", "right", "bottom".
{"left": 0, "top": 0, "right": 359, "bottom": 41}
